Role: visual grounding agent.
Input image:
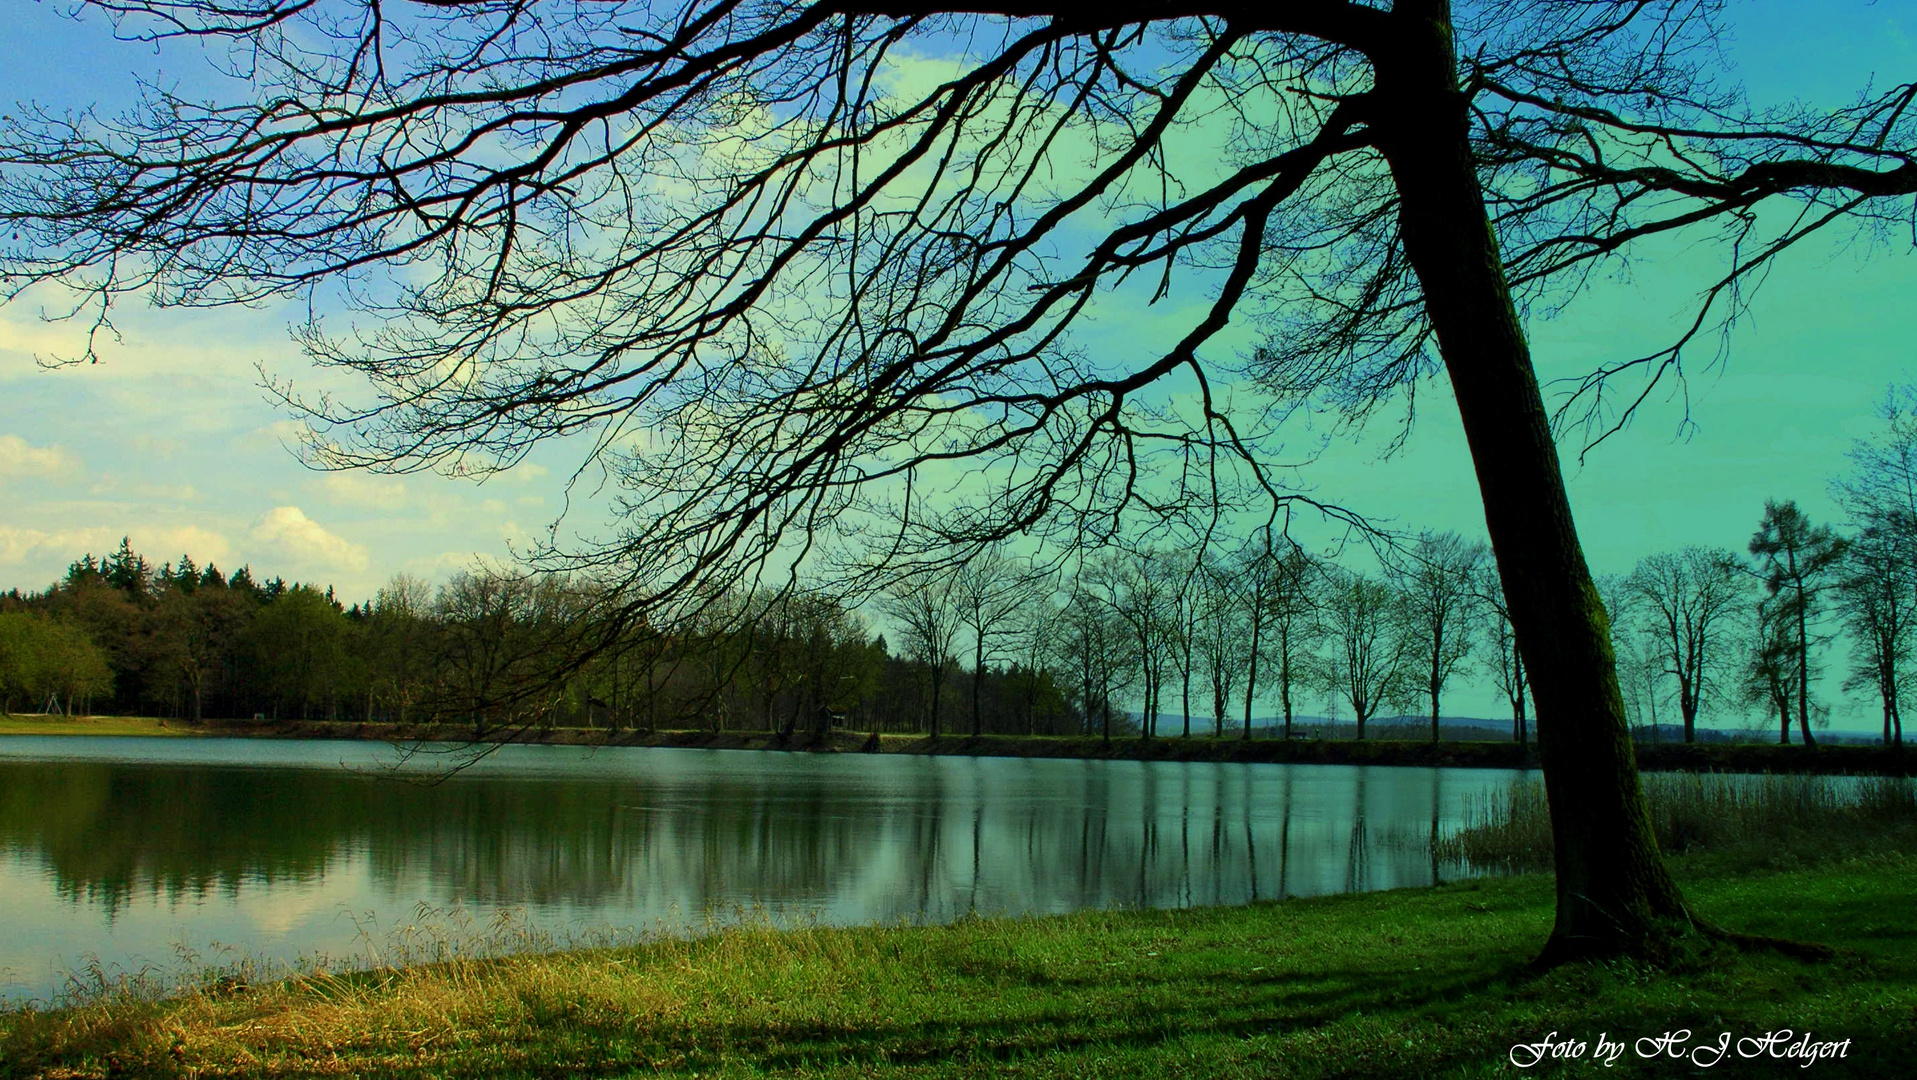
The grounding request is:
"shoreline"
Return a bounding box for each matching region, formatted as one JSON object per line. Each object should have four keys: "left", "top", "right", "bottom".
{"left": 4, "top": 714, "right": 1911, "bottom": 775}
{"left": 3, "top": 853, "right": 1908, "bottom": 1077}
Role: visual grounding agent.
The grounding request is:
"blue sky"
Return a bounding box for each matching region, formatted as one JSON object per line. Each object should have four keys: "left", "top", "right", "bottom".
{"left": 1, "top": 1, "right": 1913, "bottom": 725}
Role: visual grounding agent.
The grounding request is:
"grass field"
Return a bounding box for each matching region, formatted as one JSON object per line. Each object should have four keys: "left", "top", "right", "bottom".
{"left": 0, "top": 715, "right": 199, "bottom": 738}
{"left": 2, "top": 847, "right": 1911, "bottom": 1078}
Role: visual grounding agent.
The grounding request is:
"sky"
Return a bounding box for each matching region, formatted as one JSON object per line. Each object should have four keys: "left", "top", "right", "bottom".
{"left": 1, "top": 1, "right": 1913, "bottom": 726}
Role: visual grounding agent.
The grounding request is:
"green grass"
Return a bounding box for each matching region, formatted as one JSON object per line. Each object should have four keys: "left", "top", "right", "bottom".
{"left": 3, "top": 850, "right": 1912, "bottom": 1079}
{"left": 0, "top": 715, "right": 200, "bottom": 738}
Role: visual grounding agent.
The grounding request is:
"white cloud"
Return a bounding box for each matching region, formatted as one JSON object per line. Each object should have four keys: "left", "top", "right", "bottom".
{"left": 0, "top": 435, "right": 79, "bottom": 480}
{"left": 145, "top": 525, "right": 234, "bottom": 565}
{"left": 245, "top": 419, "right": 311, "bottom": 449}
{"left": 495, "top": 461, "right": 551, "bottom": 484}
{"left": 0, "top": 526, "right": 116, "bottom": 567}
{"left": 321, "top": 473, "right": 410, "bottom": 510}
{"left": 250, "top": 506, "right": 369, "bottom": 572}
{"left": 0, "top": 523, "right": 232, "bottom": 569}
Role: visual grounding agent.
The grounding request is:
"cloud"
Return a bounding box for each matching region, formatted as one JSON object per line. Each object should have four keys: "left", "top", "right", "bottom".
{"left": 147, "top": 525, "right": 234, "bottom": 565}
{"left": 250, "top": 506, "right": 369, "bottom": 572}
{"left": 0, "top": 526, "right": 116, "bottom": 567}
{"left": 0, "top": 524, "right": 232, "bottom": 569}
{"left": 245, "top": 419, "right": 311, "bottom": 449}
{"left": 495, "top": 461, "right": 551, "bottom": 484}
{"left": 0, "top": 435, "right": 79, "bottom": 480}
{"left": 321, "top": 473, "right": 410, "bottom": 510}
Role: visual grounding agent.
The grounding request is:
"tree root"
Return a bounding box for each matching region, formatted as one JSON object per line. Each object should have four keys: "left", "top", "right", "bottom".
{"left": 1532, "top": 914, "right": 1835, "bottom": 971}
{"left": 1697, "top": 923, "right": 1836, "bottom": 962}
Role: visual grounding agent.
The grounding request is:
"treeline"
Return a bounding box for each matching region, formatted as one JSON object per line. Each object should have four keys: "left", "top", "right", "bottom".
{"left": 1602, "top": 385, "right": 1917, "bottom": 749}
{"left": 0, "top": 541, "right": 1080, "bottom": 736}
{"left": 8, "top": 387, "right": 1917, "bottom": 748}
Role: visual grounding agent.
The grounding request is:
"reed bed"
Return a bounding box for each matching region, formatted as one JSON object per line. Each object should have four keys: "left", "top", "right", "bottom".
{"left": 1440, "top": 773, "right": 1917, "bottom": 871}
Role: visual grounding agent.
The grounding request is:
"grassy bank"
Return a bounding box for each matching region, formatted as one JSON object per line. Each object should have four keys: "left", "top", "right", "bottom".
{"left": 0, "top": 715, "right": 200, "bottom": 738}
{"left": 2, "top": 849, "right": 1911, "bottom": 1079}
{"left": 9, "top": 716, "right": 1911, "bottom": 775}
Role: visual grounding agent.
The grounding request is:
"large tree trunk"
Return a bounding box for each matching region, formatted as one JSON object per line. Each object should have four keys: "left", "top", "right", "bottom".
{"left": 1375, "top": 1, "right": 1690, "bottom": 964}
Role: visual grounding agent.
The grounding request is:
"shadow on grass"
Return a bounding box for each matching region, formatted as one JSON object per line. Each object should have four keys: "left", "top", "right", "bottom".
{"left": 8, "top": 861, "right": 1913, "bottom": 1079}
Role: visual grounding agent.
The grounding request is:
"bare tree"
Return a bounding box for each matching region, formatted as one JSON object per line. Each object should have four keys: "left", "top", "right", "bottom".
{"left": 1624, "top": 547, "right": 1747, "bottom": 744}
{"left": 1476, "top": 564, "right": 1530, "bottom": 748}
{"left": 1834, "top": 385, "right": 1917, "bottom": 748}
{"left": 1260, "top": 541, "right": 1323, "bottom": 740}
{"left": 1228, "top": 538, "right": 1316, "bottom": 740}
{"left": 1057, "top": 580, "right": 1133, "bottom": 744}
{"left": 1746, "top": 595, "right": 1802, "bottom": 746}
{"left": 1835, "top": 385, "right": 1917, "bottom": 533}
{"left": 1002, "top": 586, "right": 1062, "bottom": 735}
{"left": 1750, "top": 501, "right": 1848, "bottom": 748}
{"left": 1193, "top": 555, "right": 1245, "bottom": 739}
{"left": 1836, "top": 525, "right": 1912, "bottom": 749}
{"left": 953, "top": 544, "right": 1040, "bottom": 737}
{"left": 1599, "top": 574, "right": 1667, "bottom": 744}
{"left": 365, "top": 573, "right": 439, "bottom": 725}
{"left": 1389, "top": 530, "right": 1484, "bottom": 743}
{"left": 1165, "top": 550, "right": 1202, "bottom": 738}
{"left": 1089, "top": 549, "right": 1174, "bottom": 740}
{"left": 878, "top": 576, "right": 962, "bottom": 737}
{"left": 435, "top": 571, "right": 543, "bottom": 735}
{"left": 1322, "top": 567, "right": 1406, "bottom": 740}
{"left": 1234, "top": 544, "right": 1278, "bottom": 741}
{"left": 9, "top": 0, "right": 1911, "bottom": 960}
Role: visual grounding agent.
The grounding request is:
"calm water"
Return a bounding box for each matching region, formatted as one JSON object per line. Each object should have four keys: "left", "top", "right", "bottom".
{"left": 0, "top": 737, "right": 1530, "bottom": 1003}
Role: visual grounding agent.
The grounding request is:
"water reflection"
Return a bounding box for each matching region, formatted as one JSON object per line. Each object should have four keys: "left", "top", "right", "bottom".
{"left": 0, "top": 739, "right": 1530, "bottom": 1002}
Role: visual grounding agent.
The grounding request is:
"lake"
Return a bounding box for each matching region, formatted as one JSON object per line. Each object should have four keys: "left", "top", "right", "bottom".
{"left": 0, "top": 737, "right": 1531, "bottom": 1004}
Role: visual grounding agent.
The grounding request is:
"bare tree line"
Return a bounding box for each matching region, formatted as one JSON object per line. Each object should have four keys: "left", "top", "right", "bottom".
{"left": 1609, "top": 389, "right": 1917, "bottom": 750}
{"left": 11, "top": 408, "right": 1917, "bottom": 749}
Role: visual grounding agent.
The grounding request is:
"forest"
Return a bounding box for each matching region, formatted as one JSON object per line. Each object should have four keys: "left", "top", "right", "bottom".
{"left": 4, "top": 385, "right": 1915, "bottom": 750}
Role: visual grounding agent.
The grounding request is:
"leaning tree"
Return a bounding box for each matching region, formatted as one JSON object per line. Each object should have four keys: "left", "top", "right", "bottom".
{"left": 4, "top": 0, "right": 1911, "bottom": 962}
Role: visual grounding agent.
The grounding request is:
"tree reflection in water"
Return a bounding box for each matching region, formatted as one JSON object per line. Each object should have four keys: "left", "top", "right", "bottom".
{"left": 0, "top": 742, "right": 1532, "bottom": 999}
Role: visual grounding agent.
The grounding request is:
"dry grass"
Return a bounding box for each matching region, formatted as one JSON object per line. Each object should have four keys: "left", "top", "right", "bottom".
{"left": 1440, "top": 773, "right": 1917, "bottom": 871}
{"left": 0, "top": 716, "right": 199, "bottom": 738}
{"left": 4, "top": 854, "right": 1916, "bottom": 1078}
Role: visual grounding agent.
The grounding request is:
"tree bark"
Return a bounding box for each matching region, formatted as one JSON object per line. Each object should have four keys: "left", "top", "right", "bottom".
{"left": 1429, "top": 647, "right": 1442, "bottom": 743}
{"left": 1242, "top": 613, "right": 1261, "bottom": 741}
{"left": 1280, "top": 649, "right": 1293, "bottom": 739}
{"left": 1182, "top": 635, "right": 1194, "bottom": 738}
{"left": 973, "top": 636, "right": 985, "bottom": 737}
{"left": 1794, "top": 575, "right": 1817, "bottom": 747}
{"left": 1679, "top": 681, "right": 1697, "bottom": 744}
{"left": 1373, "top": 1, "right": 1690, "bottom": 963}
